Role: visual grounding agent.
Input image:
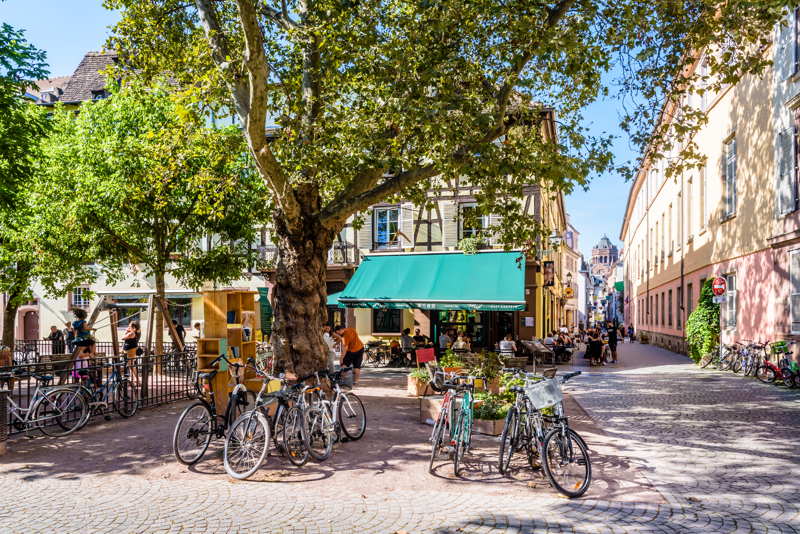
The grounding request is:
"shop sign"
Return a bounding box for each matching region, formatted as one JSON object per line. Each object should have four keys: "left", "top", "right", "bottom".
{"left": 543, "top": 261, "right": 555, "bottom": 286}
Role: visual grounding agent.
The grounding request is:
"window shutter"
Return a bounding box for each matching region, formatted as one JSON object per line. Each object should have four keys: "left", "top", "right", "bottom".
{"left": 399, "top": 202, "right": 415, "bottom": 249}
{"left": 792, "top": 252, "right": 800, "bottom": 332}
{"left": 357, "top": 210, "right": 373, "bottom": 251}
{"left": 441, "top": 201, "right": 458, "bottom": 248}
{"left": 778, "top": 128, "right": 797, "bottom": 215}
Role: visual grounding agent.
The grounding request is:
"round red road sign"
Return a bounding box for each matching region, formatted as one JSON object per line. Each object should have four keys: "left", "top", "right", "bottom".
{"left": 712, "top": 277, "right": 726, "bottom": 296}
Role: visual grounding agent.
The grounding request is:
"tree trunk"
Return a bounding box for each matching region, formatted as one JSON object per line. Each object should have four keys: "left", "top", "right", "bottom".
{"left": 2, "top": 299, "right": 19, "bottom": 350}
{"left": 271, "top": 187, "right": 336, "bottom": 377}
{"left": 154, "top": 270, "right": 165, "bottom": 356}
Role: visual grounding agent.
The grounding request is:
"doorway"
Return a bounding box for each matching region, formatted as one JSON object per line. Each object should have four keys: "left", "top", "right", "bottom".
{"left": 23, "top": 310, "right": 39, "bottom": 340}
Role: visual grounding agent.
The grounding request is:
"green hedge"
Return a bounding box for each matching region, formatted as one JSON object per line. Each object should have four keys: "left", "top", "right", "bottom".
{"left": 685, "top": 279, "right": 720, "bottom": 363}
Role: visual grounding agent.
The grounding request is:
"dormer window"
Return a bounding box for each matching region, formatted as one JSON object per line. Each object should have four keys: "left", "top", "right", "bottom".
{"left": 91, "top": 89, "right": 109, "bottom": 101}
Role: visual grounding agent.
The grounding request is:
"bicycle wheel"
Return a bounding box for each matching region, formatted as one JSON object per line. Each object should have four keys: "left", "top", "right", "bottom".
{"left": 36, "top": 388, "right": 88, "bottom": 437}
{"left": 172, "top": 401, "right": 213, "bottom": 465}
{"left": 756, "top": 365, "right": 776, "bottom": 384}
{"left": 498, "top": 407, "right": 518, "bottom": 474}
{"left": 718, "top": 350, "right": 733, "bottom": 371}
{"left": 699, "top": 351, "right": 715, "bottom": 368}
{"left": 303, "top": 406, "right": 334, "bottom": 461}
{"left": 115, "top": 380, "right": 139, "bottom": 418}
{"left": 453, "top": 407, "right": 467, "bottom": 476}
{"left": 283, "top": 405, "right": 309, "bottom": 466}
{"left": 223, "top": 411, "right": 270, "bottom": 480}
{"left": 429, "top": 403, "right": 448, "bottom": 473}
{"left": 781, "top": 369, "right": 795, "bottom": 388}
{"left": 338, "top": 392, "right": 367, "bottom": 441}
{"left": 542, "top": 427, "right": 592, "bottom": 498}
{"left": 731, "top": 356, "right": 743, "bottom": 374}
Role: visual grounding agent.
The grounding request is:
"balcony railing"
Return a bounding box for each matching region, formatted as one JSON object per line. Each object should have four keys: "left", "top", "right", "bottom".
{"left": 257, "top": 241, "right": 356, "bottom": 271}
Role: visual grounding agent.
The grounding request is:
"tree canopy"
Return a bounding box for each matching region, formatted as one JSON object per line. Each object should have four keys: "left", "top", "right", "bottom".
{"left": 32, "top": 82, "right": 269, "bottom": 300}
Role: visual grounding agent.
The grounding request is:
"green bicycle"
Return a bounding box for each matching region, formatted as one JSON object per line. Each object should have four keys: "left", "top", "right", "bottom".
{"left": 428, "top": 371, "right": 481, "bottom": 476}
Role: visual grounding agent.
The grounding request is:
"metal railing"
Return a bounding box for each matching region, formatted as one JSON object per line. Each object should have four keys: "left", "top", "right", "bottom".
{"left": 1, "top": 351, "right": 197, "bottom": 436}
{"left": 10, "top": 340, "right": 197, "bottom": 365}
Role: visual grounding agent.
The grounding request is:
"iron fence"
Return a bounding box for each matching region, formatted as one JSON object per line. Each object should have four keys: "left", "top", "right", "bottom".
{"left": 0, "top": 351, "right": 196, "bottom": 436}
{"left": 10, "top": 339, "right": 197, "bottom": 365}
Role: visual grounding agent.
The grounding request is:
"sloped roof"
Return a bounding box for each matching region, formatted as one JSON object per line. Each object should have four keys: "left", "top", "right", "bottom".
{"left": 26, "top": 76, "right": 71, "bottom": 102}
{"left": 59, "top": 51, "right": 117, "bottom": 104}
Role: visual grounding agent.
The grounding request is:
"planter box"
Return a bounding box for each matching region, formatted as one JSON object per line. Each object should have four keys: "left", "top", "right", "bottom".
{"left": 443, "top": 366, "right": 464, "bottom": 374}
{"left": 407, "top": 375, "right": 434, "bottom": 397}
{"left": 474, "top": 418, "right": 504, "bottom": 436}
{"left": 420, "top": 397, "right": 443, "bottom": 424}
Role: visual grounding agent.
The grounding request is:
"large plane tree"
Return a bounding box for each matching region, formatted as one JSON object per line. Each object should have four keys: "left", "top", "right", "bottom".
{"left": 107, "top": 0, "right": 795, "bottom": 373}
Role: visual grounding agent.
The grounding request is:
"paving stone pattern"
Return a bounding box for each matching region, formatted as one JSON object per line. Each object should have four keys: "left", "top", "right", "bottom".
{"left": 0, "top": 343, "right": 798, "bottom": 533}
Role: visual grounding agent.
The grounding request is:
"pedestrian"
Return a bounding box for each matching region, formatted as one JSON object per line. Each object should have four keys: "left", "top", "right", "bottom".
{"left": 438, "top": 328, "right": 452, "bottom": 353}
{"left": 586, "top": 328, "right": 603, "bottom": 366}
{"left": 400, "top": 328, "right": 414, "bottom": 364}
{"left": 322, "top": 325, "right": 338, "bottom": 372}
{"left": 63, "top": 322, "right": 75, "bottom": 353}
{"left": 72, "top": 308, "right": 96, "bottom": 357}
{"left": 192, "top": 321, "right": 203, "bottom": 342}
{"left": 627, "top": 325, "right": 635, "bottom": 342}
{"left": 172, "top": 320, "right": 186, "bottom": 346}
{"left": 412, "top": 328, "right": 428, "bottom": 346}
{"left": 44, "top": 325, "right": 65, "bottom": 354}
{"left": 607, "top": 322, "right": 618, "bottom": 363}
{"left": 333, "top": 325, "right": 364, "bottom": 386}
{"left": 122, "top": 321, "right": 141, "bottom": 387}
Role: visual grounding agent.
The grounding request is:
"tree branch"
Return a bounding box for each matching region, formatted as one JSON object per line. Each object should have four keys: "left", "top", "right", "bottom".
{"left": 194, "top": 0, "right": 251, "bottom": 118}
{"left": 87, "top": 211, "right": 149, "bottom": 262}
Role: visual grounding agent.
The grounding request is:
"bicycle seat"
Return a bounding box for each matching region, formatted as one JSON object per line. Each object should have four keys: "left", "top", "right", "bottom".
{"left": 34, "top": 374, "right": 55, "bottom": 384}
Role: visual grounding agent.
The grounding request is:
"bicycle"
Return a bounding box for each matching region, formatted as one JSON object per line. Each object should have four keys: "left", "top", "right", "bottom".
{"left": 302, "top": 366, "right": 367, "bottom": 462}
{"left": 699, "top": 344, "right": 735, "bottom": 370}
{"left": 72, "top": 358, "right": 139, "bottom": 428}
{"left": 223, "top": 362, "right": 317, "bottom": 478}
{"left": 427, "top": 369, "right": 480, "bottom": 476}
{"left": 0, "top": 368, "right": 88, "bottom": 437}
{"left": 172, "top": 354, "right": 255, "bottom": 465}
{"left": 498, "top": 368, "right": 591, "bottom": 498}
{"left": 364, "top": 342, "right": 389, "bottom": 367}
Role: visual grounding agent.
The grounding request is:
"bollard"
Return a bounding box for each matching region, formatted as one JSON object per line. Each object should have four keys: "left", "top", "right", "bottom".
{"left": 0, "top": 389, "right": 8, "bottom": 456}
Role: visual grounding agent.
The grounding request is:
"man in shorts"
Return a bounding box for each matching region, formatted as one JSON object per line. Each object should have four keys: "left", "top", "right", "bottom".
{"left": 333, "top": 325, "right": 364, "bottom": 386}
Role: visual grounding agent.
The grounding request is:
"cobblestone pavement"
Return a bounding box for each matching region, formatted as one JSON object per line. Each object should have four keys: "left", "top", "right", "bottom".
{"left": 1, "top": 343, "right": 799, "bottom": 533}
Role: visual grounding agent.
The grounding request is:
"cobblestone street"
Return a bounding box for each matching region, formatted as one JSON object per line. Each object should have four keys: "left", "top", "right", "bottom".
{"left": 1, "top": 343, "right": 799, "bottom": 533}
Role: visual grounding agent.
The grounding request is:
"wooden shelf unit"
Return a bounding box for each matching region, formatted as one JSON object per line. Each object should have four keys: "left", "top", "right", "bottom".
{"left": 197, "top": 289, "right": 260, "bottom": 412}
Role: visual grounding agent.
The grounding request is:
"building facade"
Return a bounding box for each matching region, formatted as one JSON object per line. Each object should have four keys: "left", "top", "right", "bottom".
{"left": 620, "top": 12, "right": 800, "bottom": 353}
{"left": 590, "top": 235, "right": 619, "bottom": 278}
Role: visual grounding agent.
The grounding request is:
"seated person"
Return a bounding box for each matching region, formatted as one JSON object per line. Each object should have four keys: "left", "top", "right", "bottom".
{"left": 412, "top": 328, "right": 428, "bottom": 346}
{"left": 452, "top": 333, "right": 470, "bottom": 352}
{"left": 499, "top": 334, "right": 517, "bottom": 356}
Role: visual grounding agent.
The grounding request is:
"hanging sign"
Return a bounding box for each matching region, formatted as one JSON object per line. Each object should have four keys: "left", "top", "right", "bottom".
{"left": 543, "top": 261, "right": 555, "bottom": 286}
{"left": 711, "top": 277, "right": 727, "bottom": 296}
{"left": 564, "top": 287, "right": 575, "bottom": 298}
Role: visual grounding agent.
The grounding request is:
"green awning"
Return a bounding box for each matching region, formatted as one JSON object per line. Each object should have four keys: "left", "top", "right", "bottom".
{"left": 614, "top": 281, "right": 624, "bottom": 292}
{"left": 337, "top": 251, "right": 526, "bottom": 311}
{"left": 327, "top": 291, "right": 344, "bottom": 307}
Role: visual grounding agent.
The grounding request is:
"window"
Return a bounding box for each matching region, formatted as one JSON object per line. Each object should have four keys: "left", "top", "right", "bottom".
{"left": 373, "top": 206, "right": 399, "bottom": 250}
{"left": 372, "top": 309, "right": 401, "bottom": 333}
{"left": 677, "top": 286, "right": 683, "bottom": 329}
{"left": 700, "top": 59, "right": 710, "bottom": 111}
{"left": 71, "top": 287, "right": 90, "bottom": 309}
{"left": 700, "top": 166, "right": 707, "bottom": 229}
{"left": 654, "top": 294, "right": 658, "bottom": 325}
{"left": 777, "top": 124, "right": 798, "bottom": 215}
{"left": 112, "top": 297, "right": 146, "bottom": 328}
{"left": 686, "top": 179, "right": 692, "bottom": 239}
{"left": 687, "top": 283, "right": 694, "bottom": 316}
{"left": 723, "top": 137, "right": 737, "bottom": 218}
{"left": 795, "top": 8, "right": 800, "bottom": 75}
{"left": 668, "top": 290, "right": 673, "bottom": 326}
{"left": 660, "top": 292, "right": 665, "bottom": 327}
{"left": 724, "top": 273, "right": 737, "bottom": 329}
{"left": 459, "top": 203, "right": 489, "bottom": 240}
{"left": 170, "top": 298, "right": 192, "bottom": 328}
{"left": 791, "top": 251, "right": 800, "bottom": 333}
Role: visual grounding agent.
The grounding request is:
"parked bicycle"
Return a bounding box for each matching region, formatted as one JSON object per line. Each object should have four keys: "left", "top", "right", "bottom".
{"left": 172, "top": 354, "right": 255, "bottom": 465}
{"left": 498, "top": 368, "right": 591, "bottom": 498}
{"left": 72, "top": 357, "right": 138, "bottom": 428}
{"left": 0, "top": 368, "right": 88, "bottom": 437}
{"left": 428, "top": 369, "right": 480, "bottom": 476}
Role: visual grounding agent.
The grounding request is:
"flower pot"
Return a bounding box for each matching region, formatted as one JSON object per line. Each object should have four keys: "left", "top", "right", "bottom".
{"left": 474, "top": 418, "right": 504, "bottom": 436}
{"left": 407, "top": 375, "right": 433, "bottom": 397}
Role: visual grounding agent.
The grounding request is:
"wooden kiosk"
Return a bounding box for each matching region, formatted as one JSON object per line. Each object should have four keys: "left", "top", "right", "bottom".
{"left": 196, "top": 289, "right": 259, "bottom": 412}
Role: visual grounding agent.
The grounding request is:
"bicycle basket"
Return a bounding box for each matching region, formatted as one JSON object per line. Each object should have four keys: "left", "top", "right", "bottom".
{"left": 772, "top": 341, "right": 789, "bottom": 354}
{"left": 524, "top": 379, "right": 563, "bottom": 410}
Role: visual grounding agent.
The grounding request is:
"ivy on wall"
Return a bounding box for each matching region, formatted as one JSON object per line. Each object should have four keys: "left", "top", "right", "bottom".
{"left": 685, "top": 279, "right": 720, "bottom": 363}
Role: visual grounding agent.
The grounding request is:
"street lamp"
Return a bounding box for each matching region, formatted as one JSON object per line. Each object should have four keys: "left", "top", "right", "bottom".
{"left": 566, "top": 272, "right": 573, "bottom": 287}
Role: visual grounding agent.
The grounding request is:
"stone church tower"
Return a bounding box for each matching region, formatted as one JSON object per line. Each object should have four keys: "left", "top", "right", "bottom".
{"left": 591, "top": 235, "right": 619, "bottom": 279}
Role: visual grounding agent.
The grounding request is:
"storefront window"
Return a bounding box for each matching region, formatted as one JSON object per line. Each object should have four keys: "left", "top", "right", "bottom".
{"left": 373, "top": 308, "right": 401, "bottom": 333}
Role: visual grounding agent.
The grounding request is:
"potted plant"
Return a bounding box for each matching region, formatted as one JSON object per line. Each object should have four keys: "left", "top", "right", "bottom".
{"left": 407, "top": 367, "right": 433, "bottom": 397}
{"left": 439, "top": 349, "right": 465, "bottom": 374}
{"left": 472, "top": 392, "right": 510, "bottom": 436}
{"left": 469, "top": 352, "right": 502, "bottom": 394}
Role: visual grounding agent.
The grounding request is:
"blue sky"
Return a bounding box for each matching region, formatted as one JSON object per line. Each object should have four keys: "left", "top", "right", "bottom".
{"left": 2, "top": 0, "right": 635, "bottom": 259}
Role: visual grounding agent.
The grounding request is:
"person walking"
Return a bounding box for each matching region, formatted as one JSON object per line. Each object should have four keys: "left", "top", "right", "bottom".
{"left": 122, "top": 321, "right": 141, "bottom": 387}
{"left": 44, "top": 325, "right": 65, "bottom": 354}
{"left": 627, "top": 325, "right": 635, "bottom": 342}
{"left": 333, "top": 325, "right": 364, "bottom": 386}
{"left": 607, "top": 322, "right": 618, "bottom": 363}
{"left": 323, "top": 325, "right": 338, "bottom": 372}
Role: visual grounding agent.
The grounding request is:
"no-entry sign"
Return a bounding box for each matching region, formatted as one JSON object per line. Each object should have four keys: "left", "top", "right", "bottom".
{"left": 712, "top": 277, "right": 727, "bottom": 296}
